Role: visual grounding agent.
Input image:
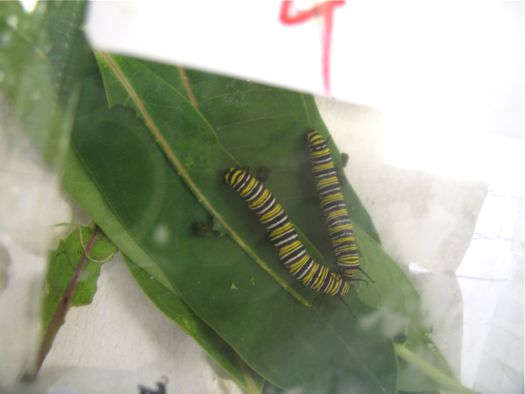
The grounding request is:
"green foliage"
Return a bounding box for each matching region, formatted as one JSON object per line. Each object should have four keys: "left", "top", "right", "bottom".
{"left": 0, "top": 2, "right": 473, "bottom": 393}
{"left": 31, "top": 225, "right": 116, "bottom": 378}
{"left": 42, "top": 226, "right": 115, "bottom": 329}
{"left": 125, "top": 257, "right": 263, "bottom": 393}
{"left": 0, "top": 1, "right": 265, "bottom": 387}
{"left": 0, "top": 0, "right": 93, "bottom": 167}
{"left": 69, "top": 55, "right": 397, "bottom": 392}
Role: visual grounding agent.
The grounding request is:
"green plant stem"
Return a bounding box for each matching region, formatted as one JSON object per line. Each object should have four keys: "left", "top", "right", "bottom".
{"left": 394, "top": 344, "right": 475, "bottom": 394}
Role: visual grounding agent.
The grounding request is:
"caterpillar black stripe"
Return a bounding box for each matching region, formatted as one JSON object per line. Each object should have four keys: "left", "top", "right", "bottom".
{"left": 306, "top": 130, "right": 360, "bottom": 280}
{"left": 224, "top": 168, "right": 350, "bottom": 297}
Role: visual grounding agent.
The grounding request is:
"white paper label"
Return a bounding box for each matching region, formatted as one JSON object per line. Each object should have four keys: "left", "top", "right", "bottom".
{"left": 86, "top": 1, "right": 516, "bottom": 109}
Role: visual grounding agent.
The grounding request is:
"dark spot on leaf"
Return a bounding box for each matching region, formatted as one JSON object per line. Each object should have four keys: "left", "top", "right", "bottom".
{"left": 393, "top": 333, "right": 407, "bottom": 344}
{"left": 190, "top": 221, "right": 209, "bottom": 237}
{"left": 255, "top": 166, "right": 271, "bottom": 182}
{"left": 341, "top": 152, "right": 349, "bottom": 167}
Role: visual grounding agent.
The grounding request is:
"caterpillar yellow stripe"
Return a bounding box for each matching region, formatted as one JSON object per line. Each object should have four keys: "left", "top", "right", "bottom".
{"left": 224, "top": 168, "right": 350, "bottom": 297}
{"left": 306, "top": 130, "right": 360, "bottom": 280}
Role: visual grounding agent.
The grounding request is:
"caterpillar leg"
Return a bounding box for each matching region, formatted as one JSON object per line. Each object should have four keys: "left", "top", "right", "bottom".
{"left": 338, "top": 296, "right": 357, "bottom": 319}
{"left": 224, "top": 167, "right": 350, "bottom": 297}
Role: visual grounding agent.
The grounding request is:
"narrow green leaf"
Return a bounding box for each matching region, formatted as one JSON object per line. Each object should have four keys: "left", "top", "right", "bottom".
{"left": 394, "top": 344, "right": 474, "bottom": 394}
{"left": 355, "top": 225, "right": 458, "bottom": 391}
{"left": 31, "top": 225, "right": 116, "bottom": 378}
{"left": 0, "top": 0, "right": 93, "bottom": 168}
{"left": 125, "top": 256, "right": 264, "bottom": 394}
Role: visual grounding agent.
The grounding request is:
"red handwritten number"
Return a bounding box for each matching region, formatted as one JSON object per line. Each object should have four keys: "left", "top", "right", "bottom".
{"left": 280, "top": 0, "right": 345, "bottom": 95}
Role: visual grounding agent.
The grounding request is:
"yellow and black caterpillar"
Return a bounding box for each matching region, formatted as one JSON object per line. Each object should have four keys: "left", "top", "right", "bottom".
{"left": 224, "top": 167, "right": 350, "bottom": 296}
{"left": 306, "top": 130, "right": 360, "bottom": 280}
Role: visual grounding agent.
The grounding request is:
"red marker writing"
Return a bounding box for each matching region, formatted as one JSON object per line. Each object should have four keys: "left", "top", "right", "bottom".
{"left": 280, "top": 0, "right": 345, "bottom": 95}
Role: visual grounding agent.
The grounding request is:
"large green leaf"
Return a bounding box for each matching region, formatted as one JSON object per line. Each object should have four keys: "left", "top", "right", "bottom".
{"left": 110, "top": 60, "right": 460, "bottom": 392}
{"left": 84, "top": 52, "right": 471, "bottom": 393}
{"left": 70, "top": 56, "right": 397, "bottom": 392}
{"left": 94, "top": 54, "right": 375, "bottom": 307}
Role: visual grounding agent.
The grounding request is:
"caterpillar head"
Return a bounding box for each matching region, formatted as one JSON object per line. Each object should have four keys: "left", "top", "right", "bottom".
{"left": 305, "top": 130, "right": 325, "bottom": 146}
{"left": 224, "top": 167, "right": 249, "bottom": 190}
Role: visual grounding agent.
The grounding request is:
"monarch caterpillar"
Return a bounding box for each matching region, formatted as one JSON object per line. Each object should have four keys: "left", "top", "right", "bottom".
{"left": 306, "top": 130, "right": 360, "bottom": 280}
{"left": 224, "top": 168, "right": 350, "bottom": 297}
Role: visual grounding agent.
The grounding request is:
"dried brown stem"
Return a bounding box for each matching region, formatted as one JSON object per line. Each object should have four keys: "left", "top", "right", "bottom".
{"left": 25, "top": 226, "right": 100, "bottom": 380}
